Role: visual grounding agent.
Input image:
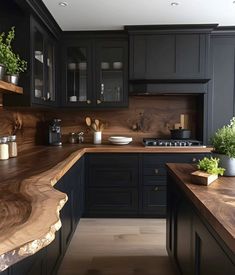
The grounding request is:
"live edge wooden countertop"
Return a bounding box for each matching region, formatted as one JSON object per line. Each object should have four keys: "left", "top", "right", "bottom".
{"left": 0, "top": 143, "right": 212, "bottom": 271}
{"left": 166, "top": 163, "right": 235, "bottom": 255}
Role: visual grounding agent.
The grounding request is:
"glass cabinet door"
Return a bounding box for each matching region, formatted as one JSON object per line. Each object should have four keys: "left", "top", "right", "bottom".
{"left": 66, "top": 46, "right": 90, "bottom": 105}
{"left": 46, "top": 40, "right": 55, "bottom": 102}
{"left": 32, "top": 18, "right": 56, "bottom": 105}
{"left": 95, "top": 40, "right": 128, "bottom": 106}
{"left": 33, "top": 28, "right": 44, "bottom": 101}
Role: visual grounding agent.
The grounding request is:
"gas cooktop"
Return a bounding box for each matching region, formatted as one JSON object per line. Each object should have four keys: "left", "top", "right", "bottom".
{"left": 143, "top": 138, "right": 205, "bottom": 147}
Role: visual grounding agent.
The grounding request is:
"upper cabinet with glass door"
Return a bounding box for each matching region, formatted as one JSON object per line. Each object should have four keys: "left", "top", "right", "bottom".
{"left": 61, "top": 41, "right": 92, "bottom": 107}
{"left": 61, "top": 36, "right": 128, "bottom": 108}
{"left": 32, "top": 18, "right": 57, "bottom": 106}
{"left": 95, "top": 40, "right": 128, "bottom": 107}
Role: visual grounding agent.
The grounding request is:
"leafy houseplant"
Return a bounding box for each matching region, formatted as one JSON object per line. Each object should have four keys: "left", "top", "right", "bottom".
{"left": 211, "top": 117, "right": 235, "bottom": 176}
{"left": 0, "top": 27, "right": 27, "bottom": 84}
{"left": 197, "top": 157, "right": 225, "bottom": 176}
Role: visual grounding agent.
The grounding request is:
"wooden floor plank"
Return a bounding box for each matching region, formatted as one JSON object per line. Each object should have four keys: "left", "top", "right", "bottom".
{"left": 58, "top": 218, "right": 176, "bottom": 275}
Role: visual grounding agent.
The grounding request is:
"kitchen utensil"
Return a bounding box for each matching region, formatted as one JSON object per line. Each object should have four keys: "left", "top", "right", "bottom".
{"left": 85, "top": 117, "right": 91, "bottom": 127}
{"left": 95, "top": 119, "right": 100, "bottom": 129}
{"left": 99, "top": 123, "right": 105, "bottom": 131}
{"left": 170, "top": 128, "right": 191, "bottom": 139}
{"left": 91, "top": 123, "right": 97, "bottom": 131}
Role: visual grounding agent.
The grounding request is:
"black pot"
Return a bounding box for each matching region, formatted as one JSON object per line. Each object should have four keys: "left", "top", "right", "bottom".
{"left": 170, "top": 128, "right": 191, "bottom": 139}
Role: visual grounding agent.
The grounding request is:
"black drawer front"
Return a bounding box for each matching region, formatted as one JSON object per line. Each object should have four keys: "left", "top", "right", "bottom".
{"left": 88, "top": 167, "right": 138, "bottom": 187}
{"left": 88, "top": 154, "right": 139, "bottom": 167}
{"left": 142, "top": 185, "right": 166, "bottom": 215}
{"left": 143, "top": 153, "right": 208, "bottom": 167}
{"left": 86, "top": 187, "right": 138, "bottom": 213}
{"left": 143, "top": 165, "right": 166, "bottom": 176}
{"left": 143, "top": 176, "right": 166, "bottom": 186}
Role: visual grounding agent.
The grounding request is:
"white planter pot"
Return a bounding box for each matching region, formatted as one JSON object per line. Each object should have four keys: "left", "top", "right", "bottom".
{"left": 93, "top": 131, "right": 102, "bottom": 145}
{"left": 213, "top": 153, "right": 235, "bottom": 176}
{"left": 0, "top": 64, "right": 5, "bottom": 80}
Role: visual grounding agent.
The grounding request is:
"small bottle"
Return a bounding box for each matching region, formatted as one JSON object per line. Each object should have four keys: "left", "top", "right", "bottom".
{"left": 8, "top": 135, "right": 17, "bottom": 158}
{"left": 68, "top": 133, "right": 77, "bottom": 144}
{"left": 0, "top": 137, "right": 9, "bottom": 160}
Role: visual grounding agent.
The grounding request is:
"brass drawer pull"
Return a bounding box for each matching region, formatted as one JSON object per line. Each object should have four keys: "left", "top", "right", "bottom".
{"left": 154, "top": 168, "right": 159, "bottom": 174}
{"left": 86, "top": 100, "right": 91, "bottom": 104}
{"left": 154, "top": 186, "right": 159, "bottom": 191}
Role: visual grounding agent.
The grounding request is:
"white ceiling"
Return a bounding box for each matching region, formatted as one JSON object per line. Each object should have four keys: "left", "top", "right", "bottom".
{"left": 42, "top": 0, "right": 235, "bottom": 31}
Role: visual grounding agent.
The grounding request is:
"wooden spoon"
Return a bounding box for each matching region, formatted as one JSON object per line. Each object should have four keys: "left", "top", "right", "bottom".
{"left": 95, "top": 119, "right": 100, "bottom": 130}
{"left": 85, "top": 117, "right": 91, "bottom": 127}
{"left": 91, "top": 123, "right": 97, "bottom": 131}
{"left": 99, "top": 123, "right": 105, "bottom": 131}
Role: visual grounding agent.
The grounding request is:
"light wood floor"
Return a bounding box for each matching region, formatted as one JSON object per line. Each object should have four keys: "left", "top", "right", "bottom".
{"left": 58, "top": 218, "right": 176, "bottom": 275}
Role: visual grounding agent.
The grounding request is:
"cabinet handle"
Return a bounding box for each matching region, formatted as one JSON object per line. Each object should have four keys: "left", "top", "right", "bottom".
{"left": 97, "top": 99, "right": 102, "bottom": 104}
{"left": 192, "top": 158, "right": 197, "bottom": 162}
{"left": 154, "top": 186, "right": 159, "bottom": 191}
{"left": 154, "top": 168, "right": 159, "bottom": 174}
{"left": 86, "top": 100, "right": 91, "bottom": 104}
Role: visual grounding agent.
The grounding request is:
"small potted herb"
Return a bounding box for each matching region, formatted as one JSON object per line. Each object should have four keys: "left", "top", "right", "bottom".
{"left": 191, "top": 157, "right": 225, "bottom": 185}
{"left": 211, "top": 117, "right": 235, "bottom": 176}
{"left": 0, "top": 31, "right": 7, "bottom": 80}
{"left": 0, "top": 27, "right": 27, "bottom": 85}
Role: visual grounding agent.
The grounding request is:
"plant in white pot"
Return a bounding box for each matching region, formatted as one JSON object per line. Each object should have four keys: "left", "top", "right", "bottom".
{"left": 211, "top": 117, "right": 235, "bottom": 176}
{"left": 1, "top": 27, "right": 27, "bottom": 85}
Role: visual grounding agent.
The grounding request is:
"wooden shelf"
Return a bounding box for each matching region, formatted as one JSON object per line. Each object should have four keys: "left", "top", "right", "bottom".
{"left": 0, "top": 80, "right": 23, "bottom": 94}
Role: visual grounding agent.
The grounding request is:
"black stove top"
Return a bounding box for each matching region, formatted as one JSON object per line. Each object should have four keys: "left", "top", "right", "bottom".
{"left": 143, "top": 138, "right": 204, "bottom": 147}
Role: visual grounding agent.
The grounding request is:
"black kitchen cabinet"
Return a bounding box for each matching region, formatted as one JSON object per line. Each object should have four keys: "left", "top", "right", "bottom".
{"left": 2, "top": 1, "right": 61, "bottom": 107}
{"left": 207, "top": 34, "right": 235, "bottom": 142}
{"left": 10, "top": 248, "right": 46, "bottom": 275}
{"left": 127, "top": 25, "right": 214, "bottom": 82}
{"left": 166, "top": 172, "right": 235, "bottom": 275}
{"left": 61, "top": 33, "right": 128, "bottom": 108}
{"left": 85, "top": 154, "right": 139, "bottom": 216}
{"left": 141, "top": 153, "right": 208, "bottom": 217}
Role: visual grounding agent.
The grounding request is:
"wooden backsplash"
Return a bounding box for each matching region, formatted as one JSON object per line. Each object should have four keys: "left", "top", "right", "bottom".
{"left": 0, "top": 95, "right": 200, "bottom": 152}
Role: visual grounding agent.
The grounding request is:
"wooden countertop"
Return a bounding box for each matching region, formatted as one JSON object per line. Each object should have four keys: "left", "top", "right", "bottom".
{"left": 0, "top": 144, "right": 212, "bottom": 271}
{"left": 166, "top": 163, "right": 235, "bottom": 254}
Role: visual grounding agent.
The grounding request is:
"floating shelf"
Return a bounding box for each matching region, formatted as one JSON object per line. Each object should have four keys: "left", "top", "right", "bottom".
{"left": 0, "top": 80, "right": 23, "bottom": 94}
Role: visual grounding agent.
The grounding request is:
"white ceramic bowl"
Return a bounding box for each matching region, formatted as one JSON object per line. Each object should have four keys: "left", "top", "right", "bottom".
{"left": 108, "top": 136, "right": 133, "bottom": 145}
{"left": 101, "top": 62, "right": 110, "bottom": 70}
{"left": 113, "top": 62, "right": 123, "bottom": 69}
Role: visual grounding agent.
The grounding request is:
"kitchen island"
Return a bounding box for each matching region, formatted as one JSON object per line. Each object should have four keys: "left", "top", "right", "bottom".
{"left": 166, "top": 163, "right": 235, "bottom": 275}
{"left": 0, "top": 144, "right": 212, "bottom": 274}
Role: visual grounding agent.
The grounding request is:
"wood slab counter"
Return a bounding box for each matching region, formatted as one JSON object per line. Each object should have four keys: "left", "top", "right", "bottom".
{"left": 166, "top": 163, "right": 235, "bottom": 255}
{"left": 0, "top": 144, "right": 212, "bottom": 271}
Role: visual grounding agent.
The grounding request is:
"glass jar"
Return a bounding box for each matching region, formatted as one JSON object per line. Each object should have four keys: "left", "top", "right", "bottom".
{"left": 8, "top": 135, "right": 17, "bottom": 158}
{"left": 0, "top": 137, "right": 9, "bottom": 160}
{"left": 68, "top": 133, "right": 77, "bottom": 144}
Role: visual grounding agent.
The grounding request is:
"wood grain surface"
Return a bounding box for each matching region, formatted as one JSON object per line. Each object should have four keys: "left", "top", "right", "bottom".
{"left": 0, "top": 80, "right": 23, "bottom": 94}
{"left": 0, "top": 95, "right": 201, "bottom": 152}
{"left": 166, "top": 163, "right": 235, "bottom": 254}
{"left": 0, "top": 144, "right": 212, "bottom": 270}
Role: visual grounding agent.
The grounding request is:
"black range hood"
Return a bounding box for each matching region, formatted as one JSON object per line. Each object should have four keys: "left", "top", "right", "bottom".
{"left": 129, "top": 82, "right": 208, "bottom": 95}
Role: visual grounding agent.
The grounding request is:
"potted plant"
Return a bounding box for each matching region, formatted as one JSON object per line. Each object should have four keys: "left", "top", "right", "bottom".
{"left": 0, "top": 27, "right": 27, "bottom": 85}
{"left": 191, "top": 157, "right": 225, "bottom": 185}
{"left": 0, "top": 31, "right": 7, "bottom": 80}
{"left": 211, "top": 117, "right": 235, "bottom": 176}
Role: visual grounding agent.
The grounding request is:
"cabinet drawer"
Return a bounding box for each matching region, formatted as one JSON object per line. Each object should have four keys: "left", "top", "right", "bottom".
{"left": 86, "top": 187, "right": 138, "bottom": 215}
{"left": 143, "top": 165, "right": 166, "bottom": 176}
{"left": 88, "top": 154, "right": 139, "bottom": 167}
{"left": 143, "top": 176, "right": 166, "bottom": 186}
{"left": 142, "top": 185, "right": 166, "bottom": 215}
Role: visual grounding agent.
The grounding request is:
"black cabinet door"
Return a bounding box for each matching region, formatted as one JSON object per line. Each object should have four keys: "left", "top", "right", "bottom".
{"left": 193, "top": 216, "right": 235, "bottom": 275}
{"left": 10, "top": 248, "right": 46, "bottom": 275}
{"left": 94, "top": 39, "right": 128, "bottom": 107}
{"left": 46, "top": 230, "right": 63, "bottom": 275}
{"left": 129, "top": 33, "right": 208, "bottom": 81}
{"left": 146, "top": 34, "right": 176, "bottom": 79}
{"left": 207, "top": 36, "right": 235, "bottom": 142}
{"left": 85, "top": 154, "right": 139, "bottom": 216}
{"left": 61, "top": 39, "right": 93, "bottom": 107}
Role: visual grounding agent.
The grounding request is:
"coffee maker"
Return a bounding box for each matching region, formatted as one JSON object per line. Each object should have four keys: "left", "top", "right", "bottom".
{"left": 49, "top": 119, "right": 62, "bottom": 146}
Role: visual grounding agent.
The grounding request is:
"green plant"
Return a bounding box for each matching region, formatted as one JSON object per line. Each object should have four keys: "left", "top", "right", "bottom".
{"left": 211, "top": 117, "right": 235, "bottom": 158}
{"left": 0, "top": 27, "right": 27, "bottom": 74}
{"left": 197, "top": 157, "right": 225, "bottom": 176}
